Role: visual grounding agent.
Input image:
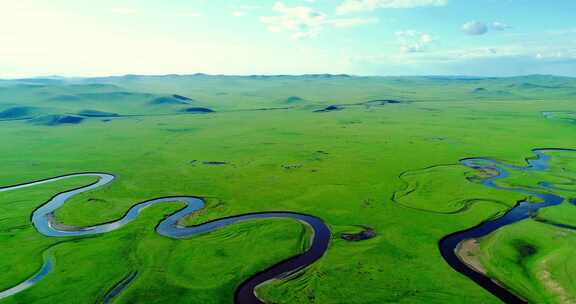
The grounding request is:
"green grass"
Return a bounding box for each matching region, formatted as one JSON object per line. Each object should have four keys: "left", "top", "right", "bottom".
{"left": 477, "top": 220, "right": 576, "bottom": 303}
{"left": 0, "top": 75, "right": 575, "bottom": 303}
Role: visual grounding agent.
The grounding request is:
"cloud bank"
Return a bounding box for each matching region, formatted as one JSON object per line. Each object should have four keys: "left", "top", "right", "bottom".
{"left": 261, "top": 2, "right": 378, "bottom": 39}
{"left": 337, "top": 0, "right": 448, "bottom": 14}
{"left": 462, "top": 21, "right": 511, "bottom": 36}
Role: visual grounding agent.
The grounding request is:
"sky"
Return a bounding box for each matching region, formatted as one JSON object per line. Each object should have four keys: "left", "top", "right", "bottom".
{"left": 1, "top": 0, "right": 575, "bottom": 78}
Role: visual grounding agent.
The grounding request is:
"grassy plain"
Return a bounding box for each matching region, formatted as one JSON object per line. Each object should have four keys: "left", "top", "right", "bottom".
{"left": 0, "top": 75, "right": 575, "bottom": 303}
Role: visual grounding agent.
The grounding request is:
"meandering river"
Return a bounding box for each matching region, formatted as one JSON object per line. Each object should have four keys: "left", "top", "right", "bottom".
{"left": 3, "top": 148, "right": 574, "bottom": 303}
{"left": 0, "top": 173, "right": 331, "bottom": 303}
{"left": 440, "top": 148, "right": 575, "bottom": 304}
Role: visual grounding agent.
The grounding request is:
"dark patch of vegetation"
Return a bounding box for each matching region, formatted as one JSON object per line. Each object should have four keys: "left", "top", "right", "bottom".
{"left": 77, "top": 110, "right": 120, "bottom": 117}
{"left": 172, "top": 94, "right": 195, "bottom": 101}
{"left": 149, "top": 96, "right": 190, "bottom": 105}
{"left": 181, "top": 107, "right": 214, "bottom": 113}
{"left": 282, "top": 164, "right": 302, "bottom": 170}
{"left": 330, "top": 99, "right": 409, "bottom": 110}
{"left": 341, "top": 227, "right": 376, "bottom": 241}
{"left": 203, "top": 161, "right": 228, "bottom": 165}
{"left": 29, "top": 114, "right": 84, "bottom": 126}
{"left": 87, "top": 198, "right": 108, "bottom": 203}
{"left": 285, "top": 96, "right": 303, "bottom": 103}
{"left": 365, "top": 99, "right": 404, "bottom": 104}
{"left": 314, "top": 105, "right": 342, "bottom": 113}
{"left": 512, "top": 240, "right": 537, "bottom": 259}
{"left": 0, "top": 106, "right": 36, "bottom": 119}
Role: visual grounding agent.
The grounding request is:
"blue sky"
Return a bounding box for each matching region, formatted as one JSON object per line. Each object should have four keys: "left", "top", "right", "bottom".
{"left": 1, "top": 0, "right": 575, "bottom": 77}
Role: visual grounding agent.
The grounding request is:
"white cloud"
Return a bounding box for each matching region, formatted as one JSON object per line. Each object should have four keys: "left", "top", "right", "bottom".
{"left": 462, "top": 21, "right": 488, "bottom": 35}
{"left": 261, "top": 2, "right": 377, "bottom": 39}
{"left": 328, "top": 17, "right": 379, "bottom": 28}
{"left": 351, "top": 44, "right": 576, "bottom": 69}
{"left": 349, "top": 46, "right": 576, "bottom": 76}
{"left": 396, "top": 30, "right": 434, "bottom": 53}
{"left": 232, "top": 11, "right": 246, "bottom": 17}
{"left": 535, "top": 49, "right": 576, "bottom": 60}
{"left": 260, "top": 2, "right": 326, "bottom": 39}
{"left": 462, "top": 21, "right": 512, "bottom": 36}
{"left": 337, "top": 0, "right": 448, "bottom": 15}
{"left": 491, "top": 21, "right": 511, "bottom": 31}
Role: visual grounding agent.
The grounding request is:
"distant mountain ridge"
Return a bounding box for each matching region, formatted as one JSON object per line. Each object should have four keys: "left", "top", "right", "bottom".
{"left": 2, "top": 73, "right": 575, "bottom": 82}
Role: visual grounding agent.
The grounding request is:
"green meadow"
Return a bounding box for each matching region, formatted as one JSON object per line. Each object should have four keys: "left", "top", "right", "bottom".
{"left": 1, "top": 74, "right": 575, "bottom": 303}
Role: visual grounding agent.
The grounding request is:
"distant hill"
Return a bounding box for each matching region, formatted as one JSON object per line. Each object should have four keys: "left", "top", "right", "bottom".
{"left": 0, "top": 74, "right": 574, "bottom": 124}
{"left": 29, "top": 114, "right": 84, "bottom": 126}
{"left": 0, "top": 106, "right": 38, "bottom": 120}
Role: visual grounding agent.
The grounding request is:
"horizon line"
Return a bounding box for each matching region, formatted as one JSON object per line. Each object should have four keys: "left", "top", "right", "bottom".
{"left": 1, "top": 73, "right": 574, "bottom": 81}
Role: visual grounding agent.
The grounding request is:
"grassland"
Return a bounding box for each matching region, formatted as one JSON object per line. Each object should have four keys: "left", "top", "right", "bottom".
{"left": 0, "top": 74, "right": 575, "bottom": 303}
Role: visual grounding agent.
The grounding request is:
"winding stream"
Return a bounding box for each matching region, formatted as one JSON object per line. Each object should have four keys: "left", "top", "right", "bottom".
{"left": 0, "top": 173, "right": 331, "bottom": 303}
{"left": 0, "top": 258, "right": 52, "bottom": 300}
{"left": 440, "top": 148, "right": 575, "bottom": 304}
{"left": 4, "top": 149, "right": 574, "bottom": 303}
